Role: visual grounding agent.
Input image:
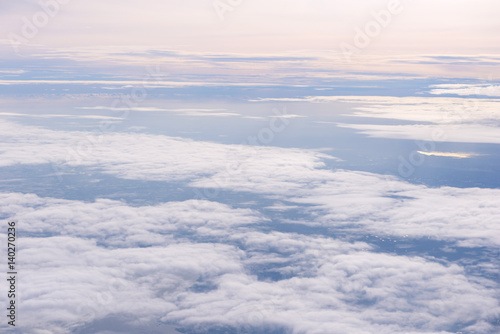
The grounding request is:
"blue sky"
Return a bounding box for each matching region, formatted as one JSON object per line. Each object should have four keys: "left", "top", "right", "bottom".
{"left": 1, "top": 1, "right": 500, "bottom": 333}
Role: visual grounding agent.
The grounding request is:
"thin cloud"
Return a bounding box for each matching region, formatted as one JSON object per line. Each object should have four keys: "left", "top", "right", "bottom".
{"left": 417, "top": 151, "right": 482, "bottom": 158}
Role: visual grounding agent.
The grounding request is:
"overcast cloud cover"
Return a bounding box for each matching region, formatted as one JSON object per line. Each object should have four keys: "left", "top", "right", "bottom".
{"left": 1, "top": 0, "right": 499, "bottom": 333}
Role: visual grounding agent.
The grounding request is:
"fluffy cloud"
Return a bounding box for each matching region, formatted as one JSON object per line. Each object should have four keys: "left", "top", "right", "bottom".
{"left": 10, "top": 236, "right": 246, "bottom": 334}
{"left": 1, "top": 118, "right": 500, "bottom": 333}
{"left": 0, "top": 119, "right": 327, "bottom": 183}
{"left": 167, "top": 251, "right": 499, "bottom": 334}
{"left": 1, "top": 228, "right": 497, "bottom": 334}
{"left": 0, "top": 192, "right": 263, "bottom": 247}
{"left": 196, "top": 166, "right": 500, "bottom": 248}
{"left": 1, "top": 118, "right": 499, "bottom": 248}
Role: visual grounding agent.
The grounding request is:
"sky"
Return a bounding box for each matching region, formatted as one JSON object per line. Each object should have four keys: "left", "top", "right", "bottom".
{"left": 1, "top": 1, "right": 500, "bottom": 334}
{"left": 1, "top": 0, "right": 500, "bottom": 54}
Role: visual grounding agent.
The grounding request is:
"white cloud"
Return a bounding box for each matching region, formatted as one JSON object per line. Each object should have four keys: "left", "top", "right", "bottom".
{"left": 0, "top": 193, "right": 263, "bottom": 247}
{"left": 181, "top": 112, "right": 240, "bottom": 117}
{"left": 0, "top": 194, "right": 498, "bottom": 334}
{"left": 0, "top": 112, "right": 122, "bottom": 120}
{"left": 194, "top": 166, "right": 500, "bottom": 248}
{"left": 336, "top": 123, "right": 500, "bottom": 144}
{"left": 167, "top": 251, "right": 500, "bottom": 334}
{"left": 268, "top": 114, "right": 306, "bottom": 119}
{"left": 261, "top": 95, "right": 500, "bottom": 144}
{"left": 336, "top": 122, "right": 500, "bottom": 144}
{"left": 430, "top": 84, "right": 500, "bottom": 97}
{"left": 0, "top": 119, "right": 329, "bottom": 182}
{"left": 1, "top": 119, "right": 499, "bottom": 248}
{"left": 6, "top": 236, "right": 246, "bottom": 334}
{"left": 417, "top": 151, "right": 482, "bottom": 158}
{"left": 0, "top": 79, "right": 279, "bottom": 87}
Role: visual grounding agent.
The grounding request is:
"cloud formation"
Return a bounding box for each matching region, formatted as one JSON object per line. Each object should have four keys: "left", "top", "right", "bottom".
{"left": 430, "top": 84, "right": 500, "bottom": 97}
{"left": 1, "top": 118, "right": 499, "bottom": 248}
{"left": 417, "top": 151, "right": 481, "bottom": 158}
{"left": 0, "top": 193, "right": 499, "bottom": 334}
{"left": 1, "top": 118, "right": 499, "bottom": 332}
{"left": 256, "top": 95, "right": 500, "bottom": 144}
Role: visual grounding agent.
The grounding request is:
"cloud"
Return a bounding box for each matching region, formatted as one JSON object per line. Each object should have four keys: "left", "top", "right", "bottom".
{"left": 1, "top": 119, "right": 500, "bottom": 248}
{"left": 77, "top": 106, "right": 240, "bottom": 117}
{"left": 336, "top": 123, "right": 500, "bottom": 144}
{"left": 0, "top": 119, "right": 330, "bottom": 182}
{"left": 0, "top": 112, "right": 122, "bottom": 120}
{"left": 260, "top": 95, "right": 500, "bottom": 144}
{"left": 193, "top": 167, "right": 500, "bottom": 248}
{"left": 268, "top": 114, "right": 306, "bottom": 119}
{"left": 0, "top": 79, "right": 279, "bottom": 87}
{"left": 416, "top": 151, "right": 482, "bottom": 158}
{"left": 1, "top": 193, "right": 499, "bottom": 334}
{"left": 430, "top": 84, "right": 500, "bottom": 97}
{"left": 6, "top": 236, "right": 246, "bottom": 334}
{"left": 167, "top": 251, "right": 500, "bottom": 334}
{"left": 180, "top": 112, "right": 240, "bottom": 117}
{"left": 0, "top": 193, "right": 264, "bottom": 247}
{"left": 0, "top": 69, "right": 26, "bottom": 74}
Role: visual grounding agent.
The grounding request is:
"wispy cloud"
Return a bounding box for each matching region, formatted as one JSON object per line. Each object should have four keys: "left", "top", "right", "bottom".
{"left": 0, "top": 112, "right": 122, "bottom": 120}
{"left": 417, "top": 151, "right": 482, "bottom": 158}
{"left": 268, "top": 95, "right": 500, "bottom": 144}
{"left": 430, "top": 84, "right": 500, "bottom": 97}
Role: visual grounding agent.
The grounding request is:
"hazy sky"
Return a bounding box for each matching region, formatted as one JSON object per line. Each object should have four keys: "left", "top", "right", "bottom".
{"left": 2, "top": 0, "right": 499, "bottom": 55}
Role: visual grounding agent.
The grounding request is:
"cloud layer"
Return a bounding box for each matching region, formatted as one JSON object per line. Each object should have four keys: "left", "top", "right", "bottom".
{"left": 1, "top": 118, "right": 500, "bottom": 248}
{"left": 1, "top": 193, "right": 499, "bottom": 334}
{"left": 1, "top": 118, "right": 499, "bottom": 333}
{"left": 256, "top": 95, "right": 500, "bottom": 144}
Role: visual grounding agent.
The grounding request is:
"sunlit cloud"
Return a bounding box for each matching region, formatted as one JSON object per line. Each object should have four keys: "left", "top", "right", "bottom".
{"left": 417, "top": 151, "right": 482, "bottom": 159}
